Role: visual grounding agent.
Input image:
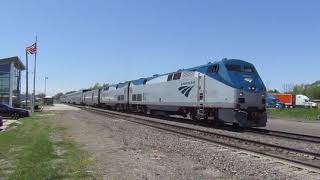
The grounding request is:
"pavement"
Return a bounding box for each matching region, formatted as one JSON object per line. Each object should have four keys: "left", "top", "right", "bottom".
{"left": 43, "top": 104, "right": 80, "bottom": 111}
{"left": 265, "top": 118, "right": 320, "bottom": 136}
{"left": 0, "top": 119, "right": 21, "bottom": 131}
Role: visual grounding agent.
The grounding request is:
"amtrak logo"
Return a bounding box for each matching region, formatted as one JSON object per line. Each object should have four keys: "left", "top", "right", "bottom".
{"left": 178, "top": 86, "right": 194, "bottom": 97}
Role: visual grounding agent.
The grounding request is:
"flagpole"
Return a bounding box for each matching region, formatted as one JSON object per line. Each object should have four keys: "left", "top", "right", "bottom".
{"left": 32, "top": 36, "right": 37, "bottom": 112}
{"left": 25, "top": 50, "right": 29, "bottom": 109}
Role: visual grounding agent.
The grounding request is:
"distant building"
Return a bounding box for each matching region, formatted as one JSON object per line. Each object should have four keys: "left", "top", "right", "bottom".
{"left": 0, "top": 56, "right": 25, "bottom": 106}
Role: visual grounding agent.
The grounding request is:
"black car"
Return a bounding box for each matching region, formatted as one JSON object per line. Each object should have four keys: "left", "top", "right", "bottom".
{"left": 0, "top": 103, "right": 29, "bottom": 119}
{"left": 0, "top": 116, "right": 3, "bottom": 127}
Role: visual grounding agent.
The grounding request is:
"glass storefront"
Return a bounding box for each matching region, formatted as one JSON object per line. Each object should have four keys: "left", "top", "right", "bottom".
{"left": 0, "top": 64, "right": 11, "bottom": 104}
{"left": 0, "top": 62, "right": 23, "bottom": 106}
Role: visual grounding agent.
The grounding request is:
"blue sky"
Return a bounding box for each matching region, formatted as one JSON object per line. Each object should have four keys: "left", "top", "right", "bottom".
{"left": 0, "top": 0, "right": 319, "bottom": 95}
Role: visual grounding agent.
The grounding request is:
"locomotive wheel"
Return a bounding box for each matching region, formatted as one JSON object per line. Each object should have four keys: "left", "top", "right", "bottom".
{"left": 189, "top": 111, "right": 198, "bottom": 121}
{"left": 212, "top": 119, "right": 223, "bottom": 128}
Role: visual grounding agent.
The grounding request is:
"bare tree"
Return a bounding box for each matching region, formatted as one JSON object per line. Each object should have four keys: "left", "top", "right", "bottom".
{"left": 282, "top": 83, "right": 294, "bottom": 93}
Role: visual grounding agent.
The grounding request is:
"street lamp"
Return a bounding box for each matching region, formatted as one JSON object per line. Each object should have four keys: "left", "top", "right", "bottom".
{"left": 44, "top": 77, "right": 48, "bottom": 96}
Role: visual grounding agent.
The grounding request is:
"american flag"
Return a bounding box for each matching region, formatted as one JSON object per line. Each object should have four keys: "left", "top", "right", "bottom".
{"left": 26, "top": 43, "right": 37, "bottom": 54}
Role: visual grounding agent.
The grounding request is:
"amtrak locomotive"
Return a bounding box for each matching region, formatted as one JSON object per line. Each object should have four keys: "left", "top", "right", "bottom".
{"left": 62, "top": 58, "right": 267, "bottom": 128}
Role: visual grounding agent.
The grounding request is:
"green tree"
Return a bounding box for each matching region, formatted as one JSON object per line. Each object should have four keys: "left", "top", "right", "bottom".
{"left": 65, "top": 91, "right": 76, "bottom": 95}
{"left": 293, "top": 85, "right": 304, "bottom": 95}
{"left": 292, "top": 80, "right": 320, "bottom": 99}
{"left": 36, "top": 93, "right": 46, "bottom": 99}
{"left": 267, "top": 89, "right": 280, "bottom": 93}
{"left": 54, "top": 92, "right": 64, "bottom": 101}
{"left": 90, "top": 83, "right": 109, "bottom": 90}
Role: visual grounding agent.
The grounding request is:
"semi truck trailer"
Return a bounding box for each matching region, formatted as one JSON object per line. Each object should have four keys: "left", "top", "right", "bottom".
{"left": 271, "top": 93, "right": 317, "bottom": 108}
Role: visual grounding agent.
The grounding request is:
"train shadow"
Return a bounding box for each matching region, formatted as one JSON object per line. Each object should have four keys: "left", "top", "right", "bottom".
{"left": 144, "top": 114, "right": 245, "bottom": 133}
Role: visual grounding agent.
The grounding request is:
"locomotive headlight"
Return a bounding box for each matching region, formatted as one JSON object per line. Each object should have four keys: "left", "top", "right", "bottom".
{"left": 250, "top": 85, "right": 256, "bottom": 91}
{"left": 239, "top": 92, "right": 244, "bottom": 96}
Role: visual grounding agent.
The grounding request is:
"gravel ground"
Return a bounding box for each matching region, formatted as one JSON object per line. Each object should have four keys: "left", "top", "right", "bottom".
{"left": 95, "top": 109, "right": 320, "bottom": 155}
{"left": 46, "top": 105, "right": 320, "bottom": 179}
{"left": 169, "top": 119, "right": 320, "bottom": 155}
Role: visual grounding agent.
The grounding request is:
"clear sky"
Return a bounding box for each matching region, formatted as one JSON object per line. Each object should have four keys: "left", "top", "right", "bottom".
{"left": 0, "top": 0, "right": 319, "bottom": 96}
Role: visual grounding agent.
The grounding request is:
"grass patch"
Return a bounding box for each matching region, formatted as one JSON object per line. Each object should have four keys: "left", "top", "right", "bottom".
{"left": 267, "top": 108, "right": 320, "bottom": 121}
{"left": 0, "top": 113, "right": 95, "bottom": 179}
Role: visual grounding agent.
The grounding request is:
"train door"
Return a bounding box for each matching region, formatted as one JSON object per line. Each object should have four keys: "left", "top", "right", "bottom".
{"left": 124, "top": 82, "right": 131, "bottom": 110}
{"left": 92, "top": 92, "right": 94, "bottom": 104}
{"left": 197, "top": 72, "right": 206, "bottom": 117}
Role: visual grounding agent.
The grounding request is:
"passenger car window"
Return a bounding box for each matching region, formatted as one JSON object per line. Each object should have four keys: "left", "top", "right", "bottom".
{"left": 132, "top": 94, "right": 137, "bottom": 101}
{"left": 167, "top": 74, "right": 173, "bottom": 81}
{"left": 207, "top": 65, "right": 219, "bottom": 73}
{"left": 173, "top": 72, "right": 182, "bottom": 80}
{"left": 137, "top": 94, "right": 142, "bottom": 101}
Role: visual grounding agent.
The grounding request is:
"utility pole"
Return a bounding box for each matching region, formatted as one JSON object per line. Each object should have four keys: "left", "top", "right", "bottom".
{"left": 44, "top": 77, "right": 48, "bottom": 96}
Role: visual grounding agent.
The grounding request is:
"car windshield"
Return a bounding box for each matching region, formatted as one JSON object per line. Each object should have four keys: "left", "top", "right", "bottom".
{"left": 0, "top": 103, "right": 13, "bottom": 108}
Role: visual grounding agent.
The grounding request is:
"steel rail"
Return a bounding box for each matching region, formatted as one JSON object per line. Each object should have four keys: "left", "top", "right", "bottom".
{"left": 247, "top": 128, "right": 320, "bottom": 144}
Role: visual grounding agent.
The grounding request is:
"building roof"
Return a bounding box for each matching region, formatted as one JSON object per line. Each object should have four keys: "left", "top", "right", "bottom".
{"left": 0, "top": 56, "right": 25, "bottom": 70}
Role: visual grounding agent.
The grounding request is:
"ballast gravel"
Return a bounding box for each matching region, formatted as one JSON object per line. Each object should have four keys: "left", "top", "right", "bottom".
{"left": 49, "top": 107, "right": 320, "bottom": 180}
{"left": 146, "top": 115, "right": 320, "bottom": 154}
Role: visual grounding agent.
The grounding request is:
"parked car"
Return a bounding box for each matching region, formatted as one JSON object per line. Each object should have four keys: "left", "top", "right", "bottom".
{"left": 0, "top": 116, "right": 3, "bottom": 127}
{"left": 266, "top": 94, "right": 285, "bottom": 108}
{"left": 0, "top": 103, "right": 29, "bottom": 119}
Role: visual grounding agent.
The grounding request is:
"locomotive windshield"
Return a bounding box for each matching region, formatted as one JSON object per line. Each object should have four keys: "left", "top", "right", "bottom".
{"left": 226, "top": 64, "right": 256, "bottom": 73}
{"left": 220, "top": 60, "right": 266, "bottom": 93}
{"left": 243, "top": 66, "right": 256, "bottom": 73}
{"left": 226, "top": 64, "right": 242, "bottom": 72}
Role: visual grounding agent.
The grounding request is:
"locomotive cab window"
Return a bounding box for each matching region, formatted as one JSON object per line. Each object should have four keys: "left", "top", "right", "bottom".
{"left": 173, "top": 72, "right": 181, "bottom": 80}
{"left": 226, "top": 64, "right": 242, "bottom": 72}
{"left": 243, "top": 66, "right": 256, "bottom": 73}
{"left": 167, "top": 74, "right": 173, "bottom": 81}
{"left": 207, "top": 65, "right": 219, "bottom": 73}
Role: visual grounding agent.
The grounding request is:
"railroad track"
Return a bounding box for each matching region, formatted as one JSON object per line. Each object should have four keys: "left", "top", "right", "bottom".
{"left": 70, "top": 104, "right": 320, "bottom": 144}
{"left": 247, "top": 128, "right": 320, "bottom": 144}
{"left": 76, "top": 105, "right": 320, "bottom": 171}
